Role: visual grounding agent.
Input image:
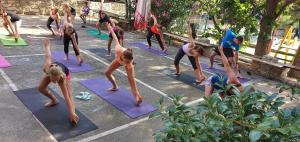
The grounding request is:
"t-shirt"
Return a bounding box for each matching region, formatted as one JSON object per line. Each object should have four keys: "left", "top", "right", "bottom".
{"left": 222, "top": 29, "right": 240, "bottom": 51}
{"left": 182, "top": 43, "right": 192, "bottom": 56}
{"left": 7, "top": 12, "right": 20, "bottom": 22}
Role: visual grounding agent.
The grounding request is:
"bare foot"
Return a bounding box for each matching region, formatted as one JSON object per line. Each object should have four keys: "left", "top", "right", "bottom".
{"left": 45, "top": 99, "right": 58, "bottom": 107}
{"left": 105, "top": 54, "right": 112, "bottom": 57}
{"left": 195, "top": 76, "right": 207, "bottom": 85}
{"left": 77, "top": 56, "right": 83, "bottom": 66}
{"left": 172, "top": 72, "right": 181, "bottom": 76}
{"left": 148, "top": 46, "right": 151, "bottom": 49}
{"left": 64, "top": 55, "right": 69, "bottom": 61}
{"left": 135, "top": 96, "right": 143, "bottom": 106}
{"left": 15, "top": 38, "right": 18, "bottom": 43}
{"left": 207, "top": 66, "right": 214, "bottom": 69}
{"left": 108, "top": 87, "right": 118, "bottom": 92}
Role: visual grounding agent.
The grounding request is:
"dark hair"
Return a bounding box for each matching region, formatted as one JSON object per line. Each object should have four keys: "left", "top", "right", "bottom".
{"left": 118, "top": 29, "right": 124, "bottom": 39}
{"left": 84, "top": 1, "right": 88, "bottom": 5}
{"left": 236, "top": 36, "right": 243, "bottom": 43}
{"left": 123, "top": 48, "right": 134, "bottom": 60}
{"left": 193, "top": 45, "right": 204, "bottom": 56}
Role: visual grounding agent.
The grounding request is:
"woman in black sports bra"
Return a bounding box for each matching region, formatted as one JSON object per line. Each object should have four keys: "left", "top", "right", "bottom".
{"left": 38, "top": 39, "right": 79, "bottom": 124}
{"left": 63, "top": 23, "right": 83, "bottom": 65}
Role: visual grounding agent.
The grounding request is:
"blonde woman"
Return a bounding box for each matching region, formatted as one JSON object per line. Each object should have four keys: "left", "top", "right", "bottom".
{"left": 105, "top": 23, "right": 143, "bottom": 106}
{"left": 38, "top": 39, "right": 79, "bottom": 124}
{"left": 63, "top": 3, "right": 76, "bottom": 24}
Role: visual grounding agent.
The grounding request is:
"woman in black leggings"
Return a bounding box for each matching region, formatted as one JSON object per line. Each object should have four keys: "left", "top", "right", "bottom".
{"left": 174, "top": 20, "right": 206, "bottom": 84}
{"left": 63, "top": 23, "right": 83, "bottom": 65}
{"left": 47, "top": 5, "right": 60, "bottom": 36}
{"left": 146, "top": 14, "right": 167, "bottom": 52}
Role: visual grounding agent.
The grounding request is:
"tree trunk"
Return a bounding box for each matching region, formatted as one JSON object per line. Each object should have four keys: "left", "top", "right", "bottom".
{"left": 254, "top": 0, "right": 278, "bottom": 57}
{"left": 254, "top": 16, "right": 275, "bottom": 57}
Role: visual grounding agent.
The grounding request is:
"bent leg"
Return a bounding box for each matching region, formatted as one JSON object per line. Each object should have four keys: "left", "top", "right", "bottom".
{"left": 105, "top": 60, "right": 122, "bottom": 91}
{"left": 38, "top": 76, "right": 58, "bottom": 107}
{"left": 174, "top": 48, "right": 185, "bottom": 74}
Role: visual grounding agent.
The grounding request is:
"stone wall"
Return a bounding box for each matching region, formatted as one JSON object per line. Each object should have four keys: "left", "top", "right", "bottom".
{"left": 2, "top": 0, "right": 83, "bottom": 15}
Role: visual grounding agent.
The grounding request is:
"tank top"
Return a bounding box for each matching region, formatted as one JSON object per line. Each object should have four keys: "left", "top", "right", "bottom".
{"left": 52, "top": 62, "right": 69, "bottom": 76}
{"left": 182, "top": 43, "right": 192, "bottom": 56}
{"left": 7, "top": 12, "right": 20, "bottom": 22}
{"left": 70, "top": 6, "right": 76, "bottom": 14}
{"left": 151, "top": 25, "right": 159, "bottom": 34}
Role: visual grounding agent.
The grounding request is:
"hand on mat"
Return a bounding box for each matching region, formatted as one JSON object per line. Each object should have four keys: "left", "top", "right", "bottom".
{"left": 134, "top": 93, "right": 143, "bottom": 106}
{"left": 70, "top": 113, "right": 79, "bottom": 125}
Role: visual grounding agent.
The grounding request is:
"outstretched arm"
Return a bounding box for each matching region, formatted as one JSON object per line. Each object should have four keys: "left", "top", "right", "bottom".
{"left": 107, "top": 23, "right": 120, "bottom": 46}
{"left": 125, "top": 65, "right": 139, "bottom": 96}
{"left": 187, "top": 20, "right": 195, "bottom": 48}
{"left": 43, "top": 39, "right": 52, "bottom": 73}
{"left": 100, "top": 0, "right": 104, "bottom": 11}
{"left": 218, "top": 46, "right": 235, "bottom": 79}
{"left": 150, "top": 14, "right": 158, "bottom": 25}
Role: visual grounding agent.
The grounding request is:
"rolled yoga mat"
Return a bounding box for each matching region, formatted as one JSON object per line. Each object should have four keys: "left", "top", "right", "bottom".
{"left": 51, "top": 51, "right": 95, "bottom": 73}
{"left": 14, "top": 88, "right": 98, "bottom": 142}
{"left": 80, "top": 77, "right": 157, "bottom": 119}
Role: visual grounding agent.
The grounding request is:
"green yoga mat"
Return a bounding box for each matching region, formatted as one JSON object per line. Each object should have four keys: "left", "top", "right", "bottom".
{"left": 0, "top": 35, "right": 28, "bottom": 46}
{"left": 86, "top": 29, "right": 109, "bottom": 41}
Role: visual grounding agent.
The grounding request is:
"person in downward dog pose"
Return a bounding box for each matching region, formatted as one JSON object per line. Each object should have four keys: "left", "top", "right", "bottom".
{"left": 47, "top": 2, "right": 61, "bottom": 36}
{"left": 0, "top": 9, "right": 22, "bottom": 42}
{"left": 105, "top": 23, "right": 143, "bottom": 106}
{"left": 173, "top": 20, "right": 206, "bottom": 84}
{"left": 63, "top": 23, "right": 83, "bottom": 65}
{"left": 146, "top": 14, "right": 167, "bottom": 52}
{"left": 38, "top": 39, "right": 79, "bottom": 124}
{"left": 204, "top": 45, "right": 251, "bottom": 99}
{"left": 79, "top": 1, "right": 90, "bottom": 27}
{"left": 63, "top": 3, "right": 76, "bottom": 24}
{"left": 107, "top": 20, "right": 124, "bottom": 56}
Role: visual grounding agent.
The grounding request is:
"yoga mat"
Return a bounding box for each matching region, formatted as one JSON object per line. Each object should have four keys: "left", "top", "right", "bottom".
{"left": 128, "top": 42, "right": 168, "bottom": 56}
{"left": 14, "top": 88, "right": 98, "bottom": 142}
{"left": 201, "top": 63, "right": 250, "bottom": 83}
{"left": 0, "top": 35, "right": 28, "bottom": 46}
{"left": 80, "top": 77, "right": 157, "bottom": 119}
{"left": 0, "top": 55, "right": 11, "bottom": 68}
{"left": 166, "top": 72, "right": 205, "bottom": 91}
{"left": 87, "top": 48, "right": 115, "bottom": 62}
{"left": 52, "top": 51, "right": 95, "bottom": 73}
{"left": 86, "top": 29, "right": 109, "bottom": 41}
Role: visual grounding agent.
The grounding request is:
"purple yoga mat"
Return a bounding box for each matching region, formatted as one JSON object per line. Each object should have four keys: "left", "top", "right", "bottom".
{"left": 51, "top": 51, "right": 95, "bottom": 73}
{"left": 201, "top": 63, "right": 250, "bottom": 83}
{"left": 80, "top": 77, "right": 157, "bottom": 119}
{"left": 0, "top": 55, "right": 11, "bottom": 68}
{"left": 128, "top": 42, "right": 168, "bottom": 56}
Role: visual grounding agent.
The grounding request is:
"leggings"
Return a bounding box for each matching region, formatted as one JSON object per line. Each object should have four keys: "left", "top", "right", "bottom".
{"left": 46, "top": 17, "right": 59, "bottom": 30}
{"left": 63, "top": 33, "right": 79, "bottom": 56}
{"left": 146, "top": 28, "right": 164, "bottom": 50}
{"left": 174, "top": 48, "right": 197, "bottom": 69}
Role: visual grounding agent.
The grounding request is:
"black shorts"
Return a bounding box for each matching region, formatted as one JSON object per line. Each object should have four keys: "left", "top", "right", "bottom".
{"left": 214, "top": 46, "right": 234, "bottom": 57}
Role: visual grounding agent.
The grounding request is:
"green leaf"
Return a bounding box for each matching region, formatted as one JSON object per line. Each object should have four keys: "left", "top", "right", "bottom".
{"left": 290, "top": 125, "right": 300, "bottom": 135}
{"left": 246, "top": 114, "right": 260, "bottom": 121}
{"left": 249, "top": 130, "right": 263, "bottom": 142}
{"left": 276, "top": 127, "right": 290, "bottom": 135}
{"left": 149, "top": 111, "right": 162, "bottom": 119}
{"left": 159, "top": 96, "right": 164, "bottom": 105}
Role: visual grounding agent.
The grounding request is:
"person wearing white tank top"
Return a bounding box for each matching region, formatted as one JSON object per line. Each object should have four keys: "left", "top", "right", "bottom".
{"left": 173, "top": 20, "right": 206, "bottom": 84}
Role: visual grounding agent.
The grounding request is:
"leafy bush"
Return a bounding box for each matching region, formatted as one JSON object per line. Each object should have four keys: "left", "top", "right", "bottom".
{"left": 150, "top": 85, "right": 300, "bottom": 142}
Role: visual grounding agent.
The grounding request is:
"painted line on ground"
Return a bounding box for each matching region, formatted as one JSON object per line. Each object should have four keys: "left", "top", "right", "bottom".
{"left": 77, "top": 117, "right": 148, "bottom": 142}
{"left": 0, "top": 69, "right": 57, "bottom": 142}
{"left": 4, "top": 54, "right": 44, "bottom": 58}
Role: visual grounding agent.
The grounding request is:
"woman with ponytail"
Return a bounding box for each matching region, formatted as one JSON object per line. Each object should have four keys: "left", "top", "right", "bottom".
{"left": 38, "top": 39, "right": 79, "bottom": 124}
{"left": 105, "top": 23, "right": 143, "bottom": 106}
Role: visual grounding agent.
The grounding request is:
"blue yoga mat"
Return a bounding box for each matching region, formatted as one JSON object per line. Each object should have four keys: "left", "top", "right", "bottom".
{"left": 52, "top": 51, "right": 95, "bottom": 73}
{"left": 14, "top": 88, "right": 98, "bottom": 142}
{"left": 79, "top": 77, "right": 157, "bottom": 119}
{"left": 128, "top": 42, "right": 168, "bottom": 56}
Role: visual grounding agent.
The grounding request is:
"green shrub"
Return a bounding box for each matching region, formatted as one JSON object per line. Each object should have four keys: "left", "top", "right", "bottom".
{"left": 150, "top": 85, "right": 300, "bottom": 142}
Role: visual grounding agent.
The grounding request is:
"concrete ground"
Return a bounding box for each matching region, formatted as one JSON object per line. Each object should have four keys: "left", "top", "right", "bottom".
{"left": 0, "top": 15, "right": 298, "bottom": 142}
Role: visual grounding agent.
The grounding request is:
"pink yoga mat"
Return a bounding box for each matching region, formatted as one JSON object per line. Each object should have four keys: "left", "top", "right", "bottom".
{"left": 0, "top": 55, "right": 11, "bottom": 68}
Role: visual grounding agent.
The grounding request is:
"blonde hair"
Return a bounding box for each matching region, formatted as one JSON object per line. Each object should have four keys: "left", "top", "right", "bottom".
{"left": 48, "top": 65, "right": 66, "bottom": 80}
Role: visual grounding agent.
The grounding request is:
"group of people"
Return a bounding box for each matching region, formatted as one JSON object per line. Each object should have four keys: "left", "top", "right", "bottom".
{"left": 0, "top": 1, "right": 249, "bottom": 125}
